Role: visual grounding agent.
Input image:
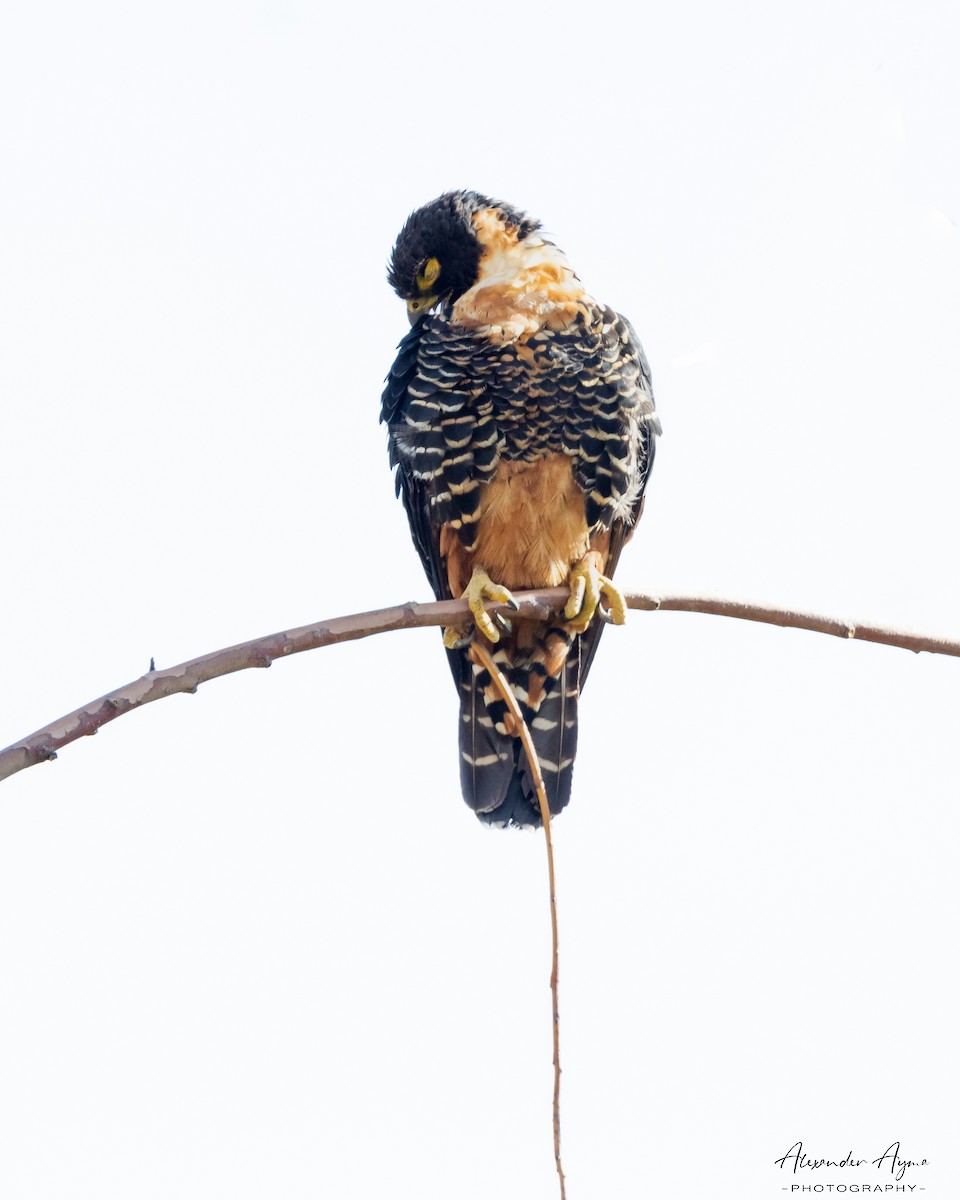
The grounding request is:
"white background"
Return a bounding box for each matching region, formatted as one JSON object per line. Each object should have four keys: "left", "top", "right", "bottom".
{"left": 1, "top": 2, "right": 957, "bottom": 1197}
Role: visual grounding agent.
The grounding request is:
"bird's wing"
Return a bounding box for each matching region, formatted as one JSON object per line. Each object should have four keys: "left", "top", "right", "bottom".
{"left": 381, "top": 321, "right": 455, "bottom": 603}
{"left": 577, "top": 308, "right": 660, "bottom": 686}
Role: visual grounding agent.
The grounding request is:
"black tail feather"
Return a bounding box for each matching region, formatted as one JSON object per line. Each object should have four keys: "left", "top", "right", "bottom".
{"left": 453, "top": 625, "right": 588, "bottom": 828}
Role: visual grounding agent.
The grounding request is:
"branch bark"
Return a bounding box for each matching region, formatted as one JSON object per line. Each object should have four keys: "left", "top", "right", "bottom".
{"left": 2, "top": 589, "right": 958, "bottom": 784}
{"left": 471, "top": 639, "right": 567, "bottom": 1200}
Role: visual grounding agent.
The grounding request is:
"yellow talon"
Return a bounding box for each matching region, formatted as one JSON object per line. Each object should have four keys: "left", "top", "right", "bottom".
{"left": 564, "top": 555, "right": 627, "bottom": 633}
{"left": 443, "top": 568, "right": 518, "bottom": 647}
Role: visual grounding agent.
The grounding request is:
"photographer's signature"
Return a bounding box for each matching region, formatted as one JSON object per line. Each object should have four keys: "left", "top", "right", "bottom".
{"left": 775, "top": 1140, "right": 928, "bottom": 1183}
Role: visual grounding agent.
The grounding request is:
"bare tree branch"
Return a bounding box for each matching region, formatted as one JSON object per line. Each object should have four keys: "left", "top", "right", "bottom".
{"left": 2, "top": 588, "right": 958, "bottom": 785}
{"left": 471, "top": 639, "right": 567, "bottom": 1200}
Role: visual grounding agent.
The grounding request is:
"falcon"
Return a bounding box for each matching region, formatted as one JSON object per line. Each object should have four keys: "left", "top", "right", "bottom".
{"left": 382, "top": 191, "right": 659, "bottom": 826}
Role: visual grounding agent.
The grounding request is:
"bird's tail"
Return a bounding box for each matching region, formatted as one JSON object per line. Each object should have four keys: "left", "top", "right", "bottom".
{"left": 453, "top": 620, "right": 590, "bottom": 827}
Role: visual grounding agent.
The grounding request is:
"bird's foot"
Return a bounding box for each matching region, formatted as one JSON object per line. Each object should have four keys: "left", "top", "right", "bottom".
{"left": 564, "top": 553, "right": 627, "bottom": 633}
{"left": 442, "top": 568, "right": 519, "bottom": 648}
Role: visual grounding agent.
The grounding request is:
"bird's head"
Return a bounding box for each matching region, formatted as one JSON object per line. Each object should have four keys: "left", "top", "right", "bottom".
{"left": 388, "top": 190, "right": 540, "bottom": 324}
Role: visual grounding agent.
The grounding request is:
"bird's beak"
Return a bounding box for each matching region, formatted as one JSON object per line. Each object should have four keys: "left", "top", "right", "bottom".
{"left": 406, "top": 296, "right": 438, "bottom": 326}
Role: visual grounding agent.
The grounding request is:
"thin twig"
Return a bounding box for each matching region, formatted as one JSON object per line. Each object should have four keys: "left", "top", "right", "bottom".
{"left": 2, "top": 589, "right": 958, "bottom": 784}
{"left": 470, "top": 639, "right": 566, "bottom": 1200}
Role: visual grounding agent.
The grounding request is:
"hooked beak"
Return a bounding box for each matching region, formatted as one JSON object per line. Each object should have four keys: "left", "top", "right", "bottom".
{"left": 406, "top": 295, "right": 438, "bottom": 326}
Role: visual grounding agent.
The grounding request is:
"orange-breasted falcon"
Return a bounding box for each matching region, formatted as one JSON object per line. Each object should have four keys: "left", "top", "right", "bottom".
{"left": 382, "top": 191, "right": 659, "bottom": 826}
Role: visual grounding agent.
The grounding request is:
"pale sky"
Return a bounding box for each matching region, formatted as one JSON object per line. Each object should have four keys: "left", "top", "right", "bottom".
{"left": 1, "top": 3, "right": 958, "bottom": 1198}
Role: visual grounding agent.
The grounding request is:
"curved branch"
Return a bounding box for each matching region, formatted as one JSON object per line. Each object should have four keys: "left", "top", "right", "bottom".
{"left": 471, "top": 639, "right": 566, "bottom": 1200}
{"left": 2, "top": 589, "right": 958, "bottom": 784}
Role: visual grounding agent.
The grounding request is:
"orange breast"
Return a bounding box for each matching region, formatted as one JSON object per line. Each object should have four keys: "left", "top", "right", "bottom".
{"left": 471, "top": 454, "right": 591, "bottom": 590}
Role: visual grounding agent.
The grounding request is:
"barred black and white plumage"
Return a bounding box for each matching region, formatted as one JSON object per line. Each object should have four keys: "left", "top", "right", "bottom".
{"left": 382, "top": 191, "right": 659, "bottom": 826}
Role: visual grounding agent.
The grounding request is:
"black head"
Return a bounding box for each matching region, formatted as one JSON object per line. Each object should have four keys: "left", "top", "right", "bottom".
{"left": 388, "top": 190, "right": 540, "bottom": 322}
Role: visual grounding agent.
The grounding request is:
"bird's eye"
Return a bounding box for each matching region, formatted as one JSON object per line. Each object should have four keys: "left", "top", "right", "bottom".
{"left": 415, "top": 257, "right": 441, "bottom": 292}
